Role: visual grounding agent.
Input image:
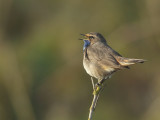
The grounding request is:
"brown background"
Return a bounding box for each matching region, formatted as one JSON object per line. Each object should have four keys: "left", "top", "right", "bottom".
{"left": 0, "top": 0, "right": 160, "bottom": 120}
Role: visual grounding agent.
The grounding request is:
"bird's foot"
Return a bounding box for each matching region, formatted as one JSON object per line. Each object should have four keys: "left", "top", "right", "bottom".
{"left": 93, "top": 83, "right": 103, "bottom": 95}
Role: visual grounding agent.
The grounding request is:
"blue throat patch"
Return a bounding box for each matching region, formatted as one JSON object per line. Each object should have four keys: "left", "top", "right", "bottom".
{"left": 83, "top": 40, "right": 90, "bottom": 50}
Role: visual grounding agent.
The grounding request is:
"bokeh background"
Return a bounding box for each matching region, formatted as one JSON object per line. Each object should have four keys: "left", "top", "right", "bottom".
{"left": 0, "top": 0, "right": 160, "bottom": 120}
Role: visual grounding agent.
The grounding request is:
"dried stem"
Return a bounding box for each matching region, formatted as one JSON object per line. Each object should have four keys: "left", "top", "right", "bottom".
{"left": 91, "top": 77, "right": 95, "bottom": 90}
{"left": 88, "top": 78, "right": 104, "bottom": 120}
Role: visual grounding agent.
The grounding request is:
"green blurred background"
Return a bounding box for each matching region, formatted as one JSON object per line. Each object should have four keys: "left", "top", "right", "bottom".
{"left": 0, "top": 0, "right": 160, "bottom": 120}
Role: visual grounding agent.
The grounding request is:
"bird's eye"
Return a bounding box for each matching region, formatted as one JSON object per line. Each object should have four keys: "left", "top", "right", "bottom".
{"left": 89, "top": 36, "right": 94, "bottom": 39}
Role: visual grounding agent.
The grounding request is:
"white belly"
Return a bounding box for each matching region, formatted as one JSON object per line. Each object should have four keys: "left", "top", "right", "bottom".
{"left": 83, "top": 58, "right": 115, "bottom": 80}
{"left": 83, "top": 60, "right": 94, "bottom": 77}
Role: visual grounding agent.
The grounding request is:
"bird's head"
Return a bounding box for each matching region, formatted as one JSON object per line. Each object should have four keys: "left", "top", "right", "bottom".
{"left": 79, "top": 32, "right": 106, "bottom": 44}
{"left": 79, "top": 32, "right": 107, "bottom": 50}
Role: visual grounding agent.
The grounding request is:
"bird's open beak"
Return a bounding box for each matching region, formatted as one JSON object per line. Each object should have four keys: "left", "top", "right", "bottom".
{"left": 79, "top": 34, "right": 85, "bottom": 40}
{"left": 79, "top": 33, "right": 90, "bottom": 40}
{"left": 80, "top": 34, "right": 85, "bottom": 36}
{"left": 80, "top": 33, "right": 90, "bottom": 37}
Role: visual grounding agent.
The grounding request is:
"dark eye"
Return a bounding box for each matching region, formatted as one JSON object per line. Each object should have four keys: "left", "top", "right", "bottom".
{"left": 89, "top": 36, "right": 94, "bottom": 39}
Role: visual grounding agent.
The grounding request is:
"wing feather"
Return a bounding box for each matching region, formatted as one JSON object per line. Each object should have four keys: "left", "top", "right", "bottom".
{"left": 86, "top": 42, "right": 122, "bottom": 69}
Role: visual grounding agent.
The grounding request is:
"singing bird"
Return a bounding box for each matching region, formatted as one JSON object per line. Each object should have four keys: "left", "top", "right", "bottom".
{"left": 80, "top": 32, "right": 146, "bottom": 85}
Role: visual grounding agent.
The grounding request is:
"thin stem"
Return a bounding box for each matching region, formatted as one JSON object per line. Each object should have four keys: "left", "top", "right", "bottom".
{"left": 88, "top": 94, "right": 98, "bottom": 120}
{"left": 88, "top": 84, "right": 103, "bottom": 120}
{"left": 91, "top": 77, "right": 95, "bottom": 90}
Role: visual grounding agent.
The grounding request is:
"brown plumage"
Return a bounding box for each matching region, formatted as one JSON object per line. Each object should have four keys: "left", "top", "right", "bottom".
{"left": 80, "top": 32, "right": 146, "bottom": 83}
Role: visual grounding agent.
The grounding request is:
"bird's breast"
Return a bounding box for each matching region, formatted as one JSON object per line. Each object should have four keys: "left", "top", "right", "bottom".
{"left": 83, "top": 57, "right": 115, "bottom": 80}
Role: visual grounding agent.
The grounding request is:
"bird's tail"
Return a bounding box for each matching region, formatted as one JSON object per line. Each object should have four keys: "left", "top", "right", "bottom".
{"left": 118, "top": 57, "right": 146, "bottom": 66}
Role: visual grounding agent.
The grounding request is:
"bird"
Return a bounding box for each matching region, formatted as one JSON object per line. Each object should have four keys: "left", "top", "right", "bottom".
{"left": 80, "top": 32, "right": 146, "bottom": 85}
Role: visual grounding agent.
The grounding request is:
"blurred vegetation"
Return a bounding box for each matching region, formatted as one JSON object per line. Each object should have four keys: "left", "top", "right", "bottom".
{"left": 0, "top": 0, "right": 160, "bottom": 120}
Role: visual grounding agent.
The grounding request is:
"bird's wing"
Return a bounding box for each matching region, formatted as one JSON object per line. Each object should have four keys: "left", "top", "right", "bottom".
{"left": 106, "top": 45, "right": 122, "bottom": 57}
{"left": 106, "top": 45, "right": 130, "bottom": 68}
{"left": 87, "top": 43, "right": 122, "bottom": 69}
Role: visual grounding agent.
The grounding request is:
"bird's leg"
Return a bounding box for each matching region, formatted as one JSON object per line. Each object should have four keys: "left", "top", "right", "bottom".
{"left": 93, "top": 83, "right": 101, "bottom": 95}
{"left": 93, "top": 78, "right": 107, "bottom": 109}
{"left": 98, "top": 78, "right": 106, "bottom": 85}
{"left": 92, "top": 79, "right": 104, "bottom": 108}
{"left": 91, "top": 78, "right": 104, "bottom": 95}
{"left": 92, "top": 79, "right": 105, "bottom": 95}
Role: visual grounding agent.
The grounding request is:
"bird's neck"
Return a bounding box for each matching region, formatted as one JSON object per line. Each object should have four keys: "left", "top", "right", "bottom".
{"left": 83, "top": 40, "right": 91, "bottom": 50}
